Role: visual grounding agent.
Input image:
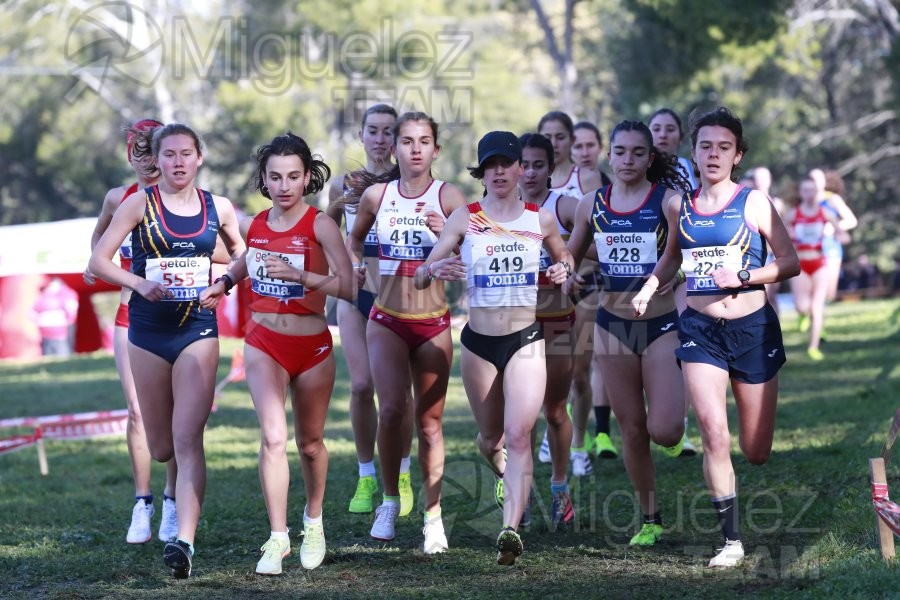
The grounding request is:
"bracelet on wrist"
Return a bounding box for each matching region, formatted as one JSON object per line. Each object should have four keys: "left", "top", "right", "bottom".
{"left": 215, "top": 273, "right": 235, "bottom": 295}
{"left": 426, "top": 263, "right": 437, "bottom": 281}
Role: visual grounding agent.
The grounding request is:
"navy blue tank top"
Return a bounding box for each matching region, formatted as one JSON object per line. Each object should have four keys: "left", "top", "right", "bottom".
{"left": 677, "top": 185, "right": 766, "bottom": 295}
{"left": 129, "top": 186, "right": 220, "bottom": 325}
{"left": 591, "top": 183, "right": 668, "bottom": 293}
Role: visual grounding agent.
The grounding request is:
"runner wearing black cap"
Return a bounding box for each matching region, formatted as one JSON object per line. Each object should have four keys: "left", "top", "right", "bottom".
{"left": 415, "top": 131, "right": 573, "bottom": 566}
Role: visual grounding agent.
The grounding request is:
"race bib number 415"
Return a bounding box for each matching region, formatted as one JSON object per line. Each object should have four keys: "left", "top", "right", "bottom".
{"left": 145, "top": 257, "right": 211, "bottom": 301}
{"left": 246, "top": 247, "right": 305, "bottom": 299}
{"left": 681, "top": 246, "right": 741, "bottom": 292}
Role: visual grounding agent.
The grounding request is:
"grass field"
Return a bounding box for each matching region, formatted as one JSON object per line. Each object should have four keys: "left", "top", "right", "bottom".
{"left": 1, "top": 299, "right": 898, "bottom": 599}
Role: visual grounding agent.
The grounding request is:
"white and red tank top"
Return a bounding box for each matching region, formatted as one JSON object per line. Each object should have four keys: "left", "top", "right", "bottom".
{"left": 461, "top": 202, "right": 543, "bottom": 308}
{"left": 375, "top": 179, "right": 445, "bottom": 277}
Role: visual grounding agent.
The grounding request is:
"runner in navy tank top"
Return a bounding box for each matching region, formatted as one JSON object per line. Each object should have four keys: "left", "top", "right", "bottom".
{"left": 89, "top": 124, "right": 244, "bottom": 578}
{"left": 566, "top": 120, "right": 690, "bottom": 548}
{"left": 632, "top": 107, "right": 799, "bottom": 569}
{"left": 83, "top": 119, "right": 181, "bottom": 545}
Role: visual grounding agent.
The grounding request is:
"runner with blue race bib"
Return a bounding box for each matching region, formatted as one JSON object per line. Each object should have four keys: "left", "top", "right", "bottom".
{"left": 415, "top": 131, "right": 573, "bottom": 566}
{"left": 631, "top": 107, "right": 799, "bottom": 569}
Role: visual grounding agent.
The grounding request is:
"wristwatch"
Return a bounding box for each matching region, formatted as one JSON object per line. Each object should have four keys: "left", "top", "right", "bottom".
{"left": 737, "top": 269, "right": 751, "bottom": 288}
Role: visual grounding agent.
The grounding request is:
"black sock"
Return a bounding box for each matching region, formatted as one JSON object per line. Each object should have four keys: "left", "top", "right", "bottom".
{"left": 594, "top": 406, "right": 611, "bottom": 435}
{"left": 643, "top": 511, "right": 662, "bottom": 526}
{"left": 135, "top": 494, "right": 153, "bottom": 506}
{"left": 712, "top": 495, "right": 739, "bottom": 542}
{"left": 163, "top": 494, "right": 175, "bottom": 503}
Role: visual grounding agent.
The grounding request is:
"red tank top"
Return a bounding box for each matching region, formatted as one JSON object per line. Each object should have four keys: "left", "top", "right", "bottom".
{"left": 789, "top": 205, "right": 828, "bottom": 258}
{"left": 119, "top": 182, "right": 140, "bottom": 269}
{"left": 245, "top": 207, "right": 327, "bottom": 316}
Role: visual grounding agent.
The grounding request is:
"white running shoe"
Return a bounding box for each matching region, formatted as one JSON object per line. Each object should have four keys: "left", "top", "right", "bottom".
{"left": 370, "top": 502, "right": 400, "bottom": 541}
{"left": 126, "top": 500, "right": 154, "bottom": 544}
{"left": 570, "top": 450, "right": 593, "bottom": 477}
{"left": 422, "top": 515, "right": 448, "bottom": 554}
{"left": 708, "top": 539, "right": 745, "bottom": 568}
{"left": 300, "top": 521, "right": 326, "bottom": 570}
{"left": 680, "top": 434, "right": 698, "bottom": 457}
{"left": 158, "top": 498, "right": 178, "bottom": 542}
{"left": 538, "top": 429, "right": 552, "bottom": 463}
{"left": 256, "top": 536, "right": 291, "bottom": 575}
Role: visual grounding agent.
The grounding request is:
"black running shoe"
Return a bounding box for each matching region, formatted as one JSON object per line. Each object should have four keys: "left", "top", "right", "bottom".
{"left": 164, "top": 540, "right": 192, "bottom": 579}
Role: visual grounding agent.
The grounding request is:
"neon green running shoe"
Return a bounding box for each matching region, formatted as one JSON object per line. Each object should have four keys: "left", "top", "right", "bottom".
{"left": 807, "top": 347, "right": 824, "bottom": 361}
{"left": 399, "top": 472, "right": 414, "bottom": 517}
{"left": 661, "top": 435, "right": 684, "bottom": 458}
{"left": 798, "top": 313, "right": 810, "bottom": 333}
{"left": 593, "top": 432, "right": 618, "bottom": 459}
{"left": 494, "top": 475, "right": 504, "bottom": 510}
{"left": 629, "top": 523, "right": 663, "bottom": 546}
{"left": 348, "top": 475, "right": 377, "bottom": 514}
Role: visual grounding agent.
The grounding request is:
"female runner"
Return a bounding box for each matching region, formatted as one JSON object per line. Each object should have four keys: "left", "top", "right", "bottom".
{"left": 415, "top": 131, "right": 572, "bottom": 565}
{"left": 632, "top": 107, "right": 799, "bottom": 567}
{"left": 203, "top": 133, "right": 354, "bottom": 574}
{"left": 347, "top": 111, "right": 466, "bottom": 553}
{"left": 89, "top": 123, "right": 244, "bottom": 578}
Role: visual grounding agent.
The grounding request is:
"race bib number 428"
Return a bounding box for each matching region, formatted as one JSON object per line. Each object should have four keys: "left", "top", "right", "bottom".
{"left": 681, "top": 246, "right": 741, "bottom": 292}
{"left": 595, "top": 232, "right": 656, "bottom": 278}
{"left": 145, "top": 257, "right": 211, "bottom": 301}
{"left": 246, "top": 247, "right": 305, "bottom": 299}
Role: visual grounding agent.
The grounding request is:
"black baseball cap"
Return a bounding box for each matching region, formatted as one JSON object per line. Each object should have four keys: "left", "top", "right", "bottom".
{"left": 476, "top": 131, "right": 522, "bottom": 169}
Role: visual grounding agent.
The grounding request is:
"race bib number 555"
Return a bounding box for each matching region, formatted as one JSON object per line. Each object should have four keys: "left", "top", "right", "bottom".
{"left": 246, "top": 247, "right": 305, "bottom": 299}
{"left": 145, "top": 257, "right": 211, "bottom": 301}
{"left": 681, "top": 246, "right": 741, "bottom": 292}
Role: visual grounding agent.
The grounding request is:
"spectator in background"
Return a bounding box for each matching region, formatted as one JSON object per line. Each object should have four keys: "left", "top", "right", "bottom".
{"left": 31, "top": 277, "right": 78, "bottom": 356}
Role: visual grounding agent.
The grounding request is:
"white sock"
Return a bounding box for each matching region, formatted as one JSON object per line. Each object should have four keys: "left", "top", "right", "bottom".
{"left": 400, "top": 456, "right": 411, "bottom": 473}
{"left": 270, "top": 530, "right": 289, "bottom": 540}
{"left": 304, "top": 506, "right": 322, "bottom": 524}
{"left": 358, "top": 460, "right": 376, "bottom": 478}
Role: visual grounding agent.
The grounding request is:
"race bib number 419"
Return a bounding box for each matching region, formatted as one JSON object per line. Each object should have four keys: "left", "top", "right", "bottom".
{"left": 246, "top": 247, "right": 305, "bottom": 299}
{"left": 681, "top": 246, "right": 741, "bottom": 292}
{"left": 145, "top": 257, "right": 211, "bottom": 301}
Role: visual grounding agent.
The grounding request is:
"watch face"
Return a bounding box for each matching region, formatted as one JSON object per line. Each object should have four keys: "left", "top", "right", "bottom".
{"left": 738, "top": 269, "right": 750, "bottom": 282}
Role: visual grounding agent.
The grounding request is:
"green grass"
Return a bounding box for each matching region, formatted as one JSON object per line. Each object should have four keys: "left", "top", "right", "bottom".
{"left": 1, "top": 299, "right": 898, "bottom": 599}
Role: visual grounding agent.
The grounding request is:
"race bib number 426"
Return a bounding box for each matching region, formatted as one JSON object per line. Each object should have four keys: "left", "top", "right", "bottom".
{"left": 246, "top": 247, "right": 305, "bottom": 299}
{"left": 681, "top": 246, "right": 741, "bottom": 292}
{"left": 145, "top": 257, "right": 211, "bottom": 301}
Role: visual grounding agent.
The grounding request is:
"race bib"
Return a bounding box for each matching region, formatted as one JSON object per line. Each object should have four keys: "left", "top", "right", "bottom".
{"left": 793, "top": 222, "right": 824, "bottom": 245}
{"left": 145, "top": 257, "right": 210, "bottom": 301}
{"left": 119, "top": 236, "right": 133, "bottom": 260}
{"left": 246, "top": 246, "right": 305, "bottom": 299}
{"left": 473, "top": 242, "right": 537, "bottom": 289}
{"left": 595, "top": 231, "right": 657, "bottom": 279}
{"left": 681, "top": 246, "right": 741, "bottom": 292}
{"left": 378, "top": 217, "right": 435, "bottom": 261}
{"left": 346, "top": 212, "right": 378, "bottom": 258}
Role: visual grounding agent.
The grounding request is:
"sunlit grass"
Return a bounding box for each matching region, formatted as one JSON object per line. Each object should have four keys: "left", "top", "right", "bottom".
{"left": 0, "top": 299, "right": 897, "bottom": 598}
